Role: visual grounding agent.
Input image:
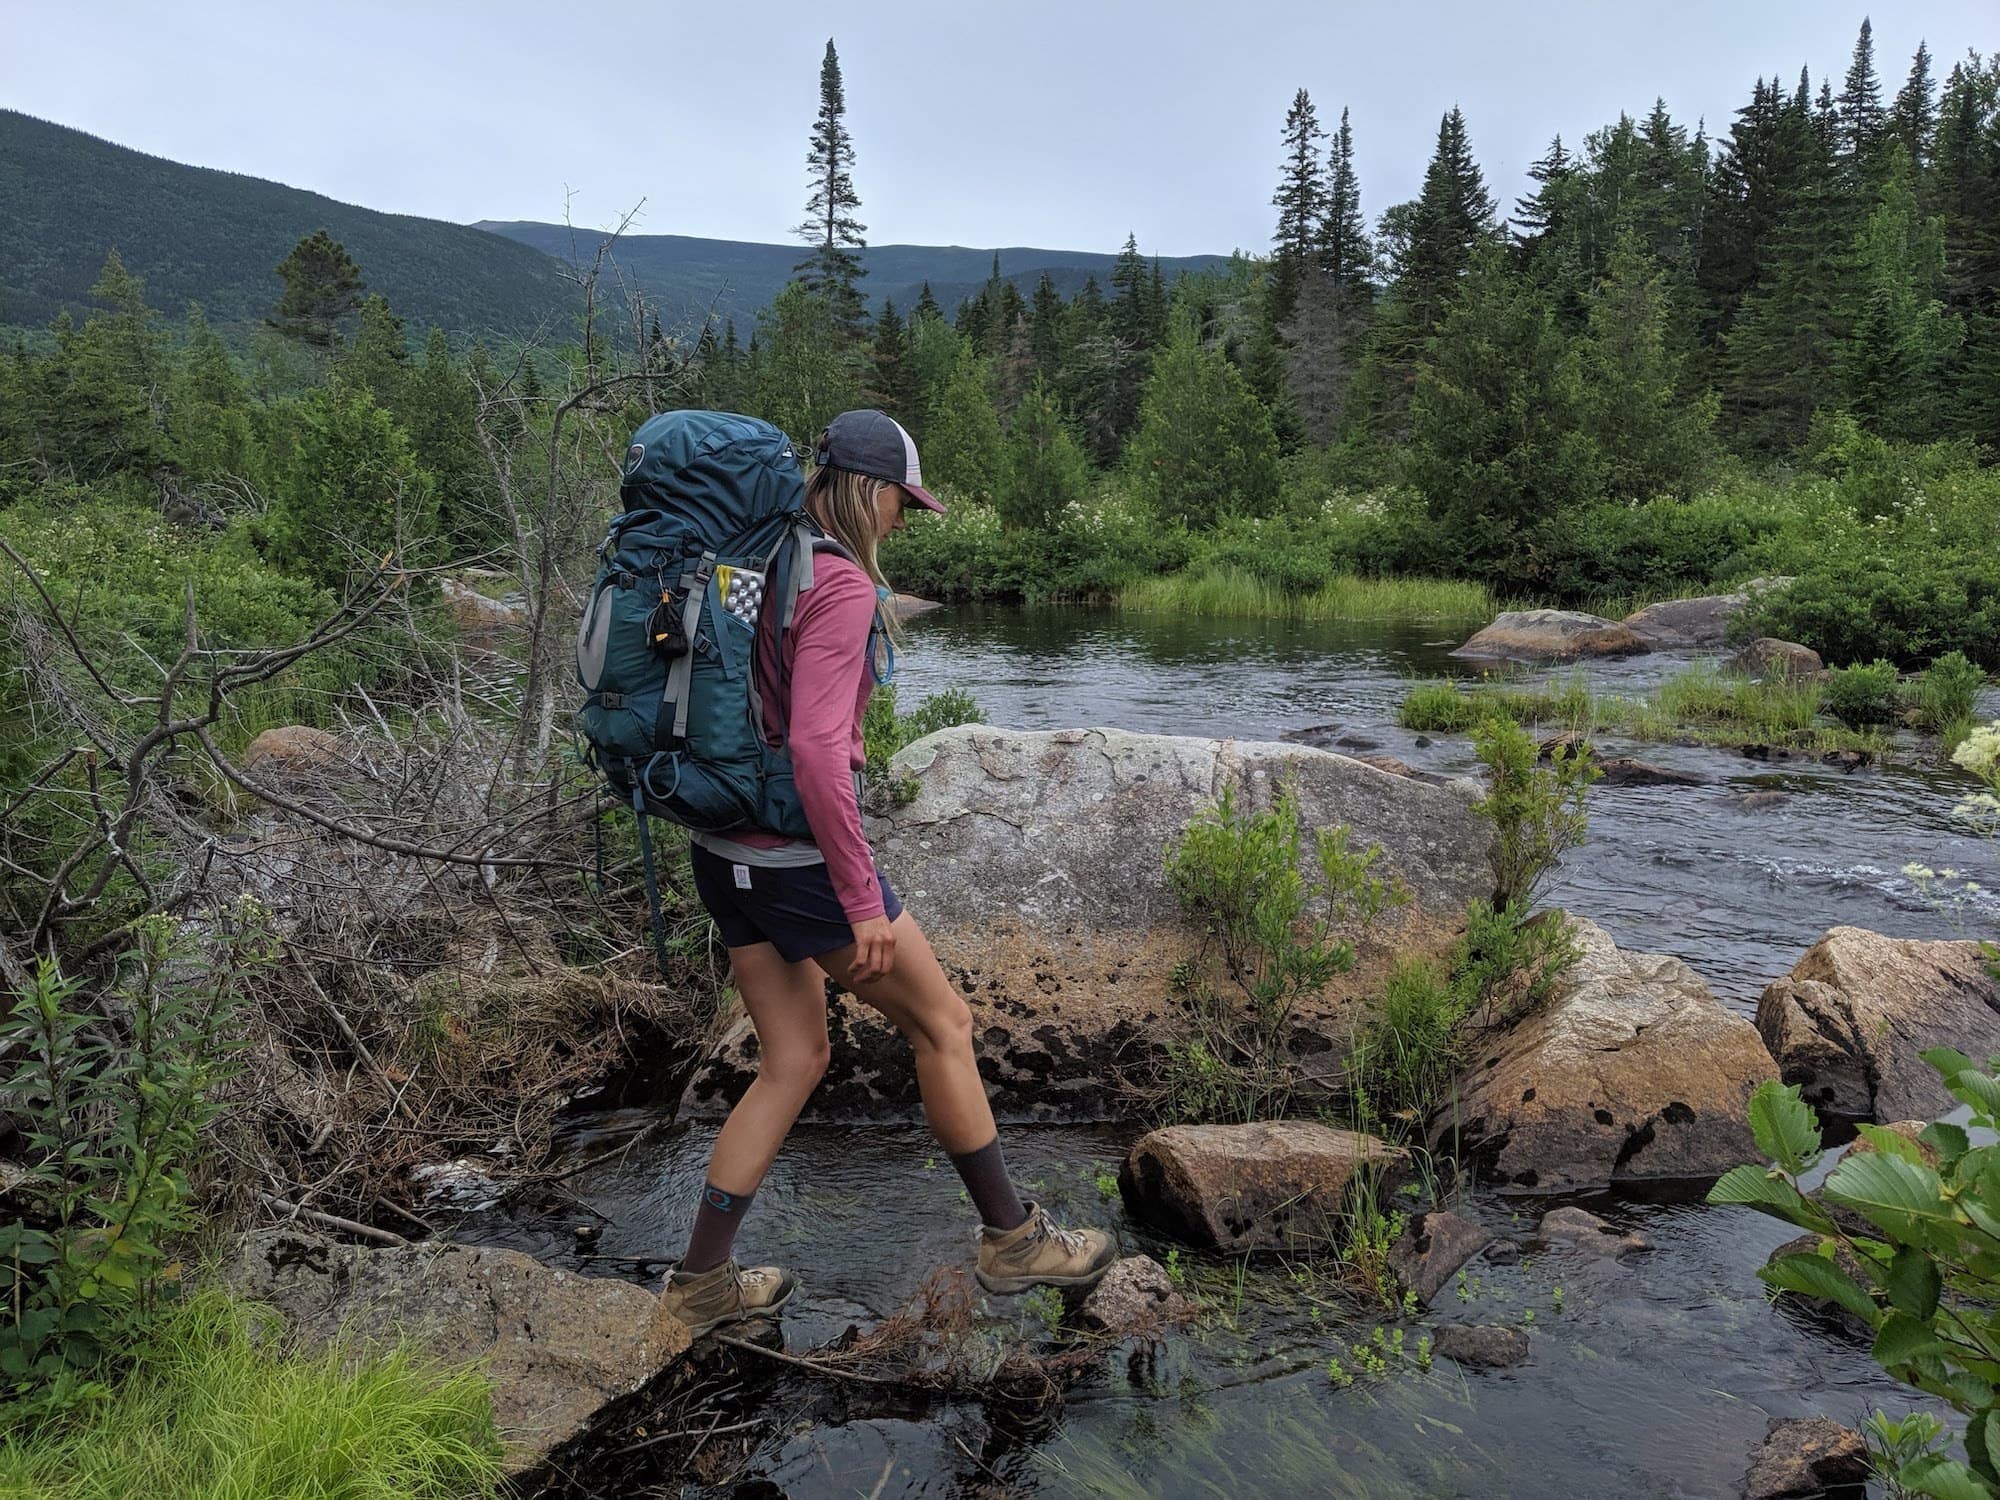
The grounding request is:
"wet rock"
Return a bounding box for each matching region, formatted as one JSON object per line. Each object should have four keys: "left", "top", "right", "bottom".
{"left": 1620, "top": 590, "right": 1766, "bottom": 650}
{"left": 887, "top": 593, "right": 943, "bottom": 622}
{"left": 1727, "top": 790, "right": 1793, "bottom": 812}
{"left": 1535, "top": 1206, "right": 1651, "bottom": 1258}
{"left": 441, "top": 576, "right": 526, "bottom": 640}
{"left": 1743, "top": 1416, "right": 1869, "bottom": 1499}
{"left": 1593, "top": 757, "right": 1709, "bottom": 788}
{"left": 1451, "top": 609, "right": 1650, "bottom": 664}
{"left": 242, "top": 725, "right": 347, "bottom": 781}
{"left": 1387, "top": 1210, "right": 1495, "bottom": 1306}
{"left": 1434, "top": 916, "right": 1778, "bottom": 1191}
{"left": 1077, "top": 1255, "right": 1195, "bottom": 1336}
{"left": 1728, "top": 639, "right": 1824, "bottom": 680}
{"left": 1432, "top": 1323, "right": 1530, "bottom": 1369}
{"left": 685, "top": 726, "right": 1495, "bottom": 1123}
{"left": 218, "top": 1229, "right": 689, "bottom": 1475}
{"left": 1119, "top": 1121, "right": 1413, "bottom": 1254}
{"left": 1756, "top": 927, "right": 2000, "bottom": 1125}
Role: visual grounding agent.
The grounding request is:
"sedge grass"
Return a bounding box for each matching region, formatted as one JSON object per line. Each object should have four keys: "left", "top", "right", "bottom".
{"left": 0, "top": 1291, "right": 503, "bottom": 1500}
{"left": 1398, "top": 665, "right": 1887, "bottom": 754}
{"left": 1118, "top": 566, "right": 1493, "bottom": 624}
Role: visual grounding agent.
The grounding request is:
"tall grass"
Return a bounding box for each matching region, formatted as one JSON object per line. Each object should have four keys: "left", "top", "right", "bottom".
{"left": 1119, "top": 566, "right": 1493, "bottom": 624}
{"left": 0, "top": 1292, "right": 503, "bottom": 1499}
{"left": 1398, "top": 665, "right": 1885, "bottom": 752}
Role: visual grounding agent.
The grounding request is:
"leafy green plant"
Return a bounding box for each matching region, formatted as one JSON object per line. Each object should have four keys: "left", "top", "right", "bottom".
{"left": 862, "top": 684, "right": 986, "bottom": 801}
{"left": 1470, "top": 717, "right": 1599, "bottom": 912}
{"left": 1708, "top": 1063, "right": 2000, "bottom": 1497}
{"left": 1949, "top": 720, "right": 2000, "bottom": 980}
{"left": 1824, "top": 659, "right": 1903, "bottom": 728}
{"left": 1023, "top": 1286, "right": 1066, "bottom": 1339}
{"left": 0, "top": 908, "right": 264, "bottom": 1415}
{"left": 1398, "top": 679, "right": 1482, "bottom": 733}
{"left": 1159, "top": 786, "right": 1403, "bottom": 1122}
{"left": 1913, "top": 653, "right": 1989, "bottom": 735}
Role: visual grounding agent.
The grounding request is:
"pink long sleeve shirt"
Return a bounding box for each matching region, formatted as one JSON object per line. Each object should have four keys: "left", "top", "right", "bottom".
{"left": 726, "top": 553, "right": 884, "bottom": 924}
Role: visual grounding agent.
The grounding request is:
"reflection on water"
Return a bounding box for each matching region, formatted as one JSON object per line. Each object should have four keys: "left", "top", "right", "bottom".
{"left": 894, "top": 605, "right": 2000, "bottom": 1009}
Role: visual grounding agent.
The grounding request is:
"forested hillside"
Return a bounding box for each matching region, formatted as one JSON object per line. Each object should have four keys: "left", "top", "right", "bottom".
{"left": 0, "top": 111, "right": 574, "bottom": 337}
{"left": 478, "top": 219, "right": 1228, "bottom": 328}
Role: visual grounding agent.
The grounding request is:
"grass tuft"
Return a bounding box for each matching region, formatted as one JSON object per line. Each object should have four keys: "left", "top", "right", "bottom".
{"left": 1119, "top": 566, "right": 1493, "bottom": 624}
{"left": 0, "top": 1291, "right": 503, "bottom": 1499}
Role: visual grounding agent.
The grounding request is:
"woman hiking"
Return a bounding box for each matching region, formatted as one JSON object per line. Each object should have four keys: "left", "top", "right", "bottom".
{"left": 660, "top": 409, "right": 1116, "bottom": 1337}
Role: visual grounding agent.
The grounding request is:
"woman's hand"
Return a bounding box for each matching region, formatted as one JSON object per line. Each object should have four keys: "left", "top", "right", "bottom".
{"left": 847, "top": 915, "right": 897, "bottom": 984}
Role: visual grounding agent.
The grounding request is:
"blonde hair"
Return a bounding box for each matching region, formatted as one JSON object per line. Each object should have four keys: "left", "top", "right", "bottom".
{"left": 803, "top": 463, "right": 901, "bottom": 640}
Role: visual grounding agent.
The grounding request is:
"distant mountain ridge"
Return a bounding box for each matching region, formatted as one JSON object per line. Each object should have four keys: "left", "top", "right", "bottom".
{"left": 475, "top": 221, "right": 1233, "bottom": 330}
{"left": 1, "top": 109, "right": 1230, "bottom": 344}
{"left": 0, "top": 111, "right": 572, "bottom": 338}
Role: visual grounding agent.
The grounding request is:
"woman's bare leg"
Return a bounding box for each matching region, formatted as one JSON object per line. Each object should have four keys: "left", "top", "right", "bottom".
{"left": 704, "top": 940, "right": 833, "bottom": 1194}
{"left": 813, "top": 910, "right": 993, "bottom": 1153}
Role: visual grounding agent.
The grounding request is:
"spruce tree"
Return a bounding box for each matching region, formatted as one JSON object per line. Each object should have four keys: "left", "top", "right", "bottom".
{"left": 912, "top": 281, "right": 942, "bottom": 322}
{"left": 998, "top": 375, "right": 1092, "bottom": 531}
{"left": 1029, "top": 272, "right": 1066, "bottom": 382}
{"left": 869, "top": 296, "right": 917, "bottom": 424}
{"left": 1890, "top": 42, "right": 1937, "bottom": 171}
{"left": 269, "top": 229, "right": 364, "bottom": 349}
{"left": 1269, "top": 88, "right": 1328, "bottom": 331}
{"left": 1396, "top": 108, "right": 1496, "bottom": 337}
{"left": 343, "top": 294, "right": 409, "bottom": 407}
{"left": 1837, "top": 18, "right": 1888, "bottom": 176}
{"left": 1842, "top": 145, "right": 1957, "bottom": 440}
{"left": 922, "top": 344, "right": 1004, "bottom": 502}
{"left": 1320, "top": 107, "right": 1373, "bottom": 297}
{"left": 1126, "top": 309, "right": 1280, "bottom": 530}
{"left": 793, "top": 38, "right": 868, "bottom": 340}
{"left": 1580, "top": 235, "right": 1717, "bottom": 497}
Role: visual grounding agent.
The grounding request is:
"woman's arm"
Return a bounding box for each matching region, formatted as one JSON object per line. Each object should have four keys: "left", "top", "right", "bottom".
{"left": 784, "top": 560, "right": 884, "bottom": 926}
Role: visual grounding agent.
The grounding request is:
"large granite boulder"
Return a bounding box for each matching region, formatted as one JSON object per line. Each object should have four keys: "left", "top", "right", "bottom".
{"left": 1433, "top": 917, "right": 1778, "bottom": 1191}
{"left": 1387, "top": 1210, "right": 1495, "bottom": 1306}
{"left": 1451, "top": 610, "right": 1649, "bottom": 664}
{"left": 1119, "top": 1120, "right": 1412, "bottom": 1254}
{"left": 1621, "top": 593, "right": 1748, "bottom": 649}
{"left": 1727, "top": 638, "right": 1824, "bottom": 680}
{"left": 242, "top": 725, "right": 347, "bottom": 781}
{"left": 218, "top": 1230, "right": 689, "bottom": 1475}
{"left": 441, "top": 576, "right": 526, "bottom": 640}
{"left": 1756, "top": 927, "right": 2000, "bottom": 1125}
{"left": 680, "top": 727, "right": 1495, "bottom": 1123}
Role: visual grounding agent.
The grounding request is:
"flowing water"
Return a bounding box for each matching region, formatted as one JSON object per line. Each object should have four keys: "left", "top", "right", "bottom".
{"left": 471, "top": 607, "right": 2000, "bottom": 1497}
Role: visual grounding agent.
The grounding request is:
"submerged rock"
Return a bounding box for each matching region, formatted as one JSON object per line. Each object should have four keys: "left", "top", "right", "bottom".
{"left": 218, "top": 1229, "right": 689, "bottom": 1475}
{"left": 1119, "top": 1120, "right": 1412, "bottom": 1254}
{"left": 1387, "top": 1210, "right": 1495, "bottom": 1306}
{"left": 1535, "top": 1206, "right": 1651, "bottom": 1258}
{"left": 1433, "top": 916, "right": 1778, "bottom": 1191}
{"left": 1593, "top": 757, "right": 1709, "bottom": 788}
{"left": 1451, "top": 609, "right": 1650, "bottom": 663}
{"left": 1743, "top": 1416, "right": 1869, "bottom": 1500}
{"left": 887, "top": 593, "right": 943, "bottom": 622}
{"left": 1077, "top": 1255, "right": 1195, "bottom": 1336}
{"left": 1727, "top": 638, "right": 1824, "bottom": 680}
{"left": 1432, "top": 1323, "right": 1530, "bottom": 1369}
{"left": 1756, "top": 927, "right": 2000, "bottom": 1125}
{"left": 1765, "top": 1233, "right": 1874, "bottom": 1339}
{"left": 682, "top": 726, "right": 1495, "bottom": 1123}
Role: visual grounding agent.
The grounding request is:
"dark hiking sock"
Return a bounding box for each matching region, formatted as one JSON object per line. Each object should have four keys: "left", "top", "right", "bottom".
{"left": 681, "top": 1182, "right": 756, "bottom": 1274}
{"left": 948, "top": 1137, "right": 1030, "bottom": 1232}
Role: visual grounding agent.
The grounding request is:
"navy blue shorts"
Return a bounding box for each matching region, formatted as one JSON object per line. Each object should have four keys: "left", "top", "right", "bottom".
{"left": 689, "top": 844, "right": 904, "bottom": 962}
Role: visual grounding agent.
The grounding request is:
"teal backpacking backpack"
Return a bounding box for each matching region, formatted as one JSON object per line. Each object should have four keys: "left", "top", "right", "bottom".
{"left": 574, "top": 409, "right": 846, "bottom": 967}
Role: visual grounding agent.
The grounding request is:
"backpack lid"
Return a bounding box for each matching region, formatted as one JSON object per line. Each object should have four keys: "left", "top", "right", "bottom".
{"left": 618, "top": 410, "right": 804, "bottom": 546}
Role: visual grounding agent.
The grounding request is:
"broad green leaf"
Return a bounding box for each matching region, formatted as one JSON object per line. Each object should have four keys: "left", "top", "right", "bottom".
{"left": 1924, "top": 1046, "right": 1979, "bottom": 1079}
{"left": 1747, "top": 1080, "right": 1822, "bottom": 1175}
{"left": 1888, "top": 1246, "right": 1946, "bottom": 1320}
{"left": 1761, "top": 1252, "right": 1880, "bottom": 1322}
{"left": 1705, "top": 1164, "right": 1820, "bottom": 1223}
{"left": 1875, "top": 1309, "right": 1952, "bottom": 1366}
{"left": 1826, "top": 1152, "right": 1954, "bottom": 1231}
{"left": 1899, "top": 1454, "right": 1995, "bottom": 1500}
{"left": 1857, "top": 1124, "right": 1932, "bottom": 1167}
{"left": 1925, "top": 1122, "right": 1974, "bottom": 1167}
{"left": 1945, "top": 1069, "right": 2000, "bottom": 1125}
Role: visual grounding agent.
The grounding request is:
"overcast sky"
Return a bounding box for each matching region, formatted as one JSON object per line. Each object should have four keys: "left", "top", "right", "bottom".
{"left": 6, "top": 1, "right": 1990, "bottom": 258}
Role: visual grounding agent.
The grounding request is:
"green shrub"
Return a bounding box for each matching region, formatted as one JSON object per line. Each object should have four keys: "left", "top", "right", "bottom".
{"left": 0, "top": 1291, "right": 502, "bottom": 1497}
{"left": 0, "top": 912, "right": 264, "bottom": 1418}
{"left": 1709, "top": 1064, "right": 2000, "bottom": 1498}
{"left": 1823, "top": 659, "right": 1902, "bottom": 728}
{"left": 1398, "top": 679, "right": 1483, "bottom": 733}
{"left": 862, "top": 684, "right": 986, "bottom": 790}
{"left": 1470, "top": 717, "right": 1599, "bottom": 912}
{"left": 1912, "top": 651, "right": 1988, "bottom": 734}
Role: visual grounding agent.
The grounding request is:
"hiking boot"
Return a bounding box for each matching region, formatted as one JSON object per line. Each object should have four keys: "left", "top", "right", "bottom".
{"left": 975, "top": 1201, "right": 1116, "bottom": 1295}
{"left": 660, "top": 1259, "right": 796, "bottom": 1338}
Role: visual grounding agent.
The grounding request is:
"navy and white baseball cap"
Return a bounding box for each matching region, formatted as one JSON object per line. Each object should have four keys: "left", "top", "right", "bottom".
{"left": 813, "top": 409, "right": 947, "bottom": 514}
